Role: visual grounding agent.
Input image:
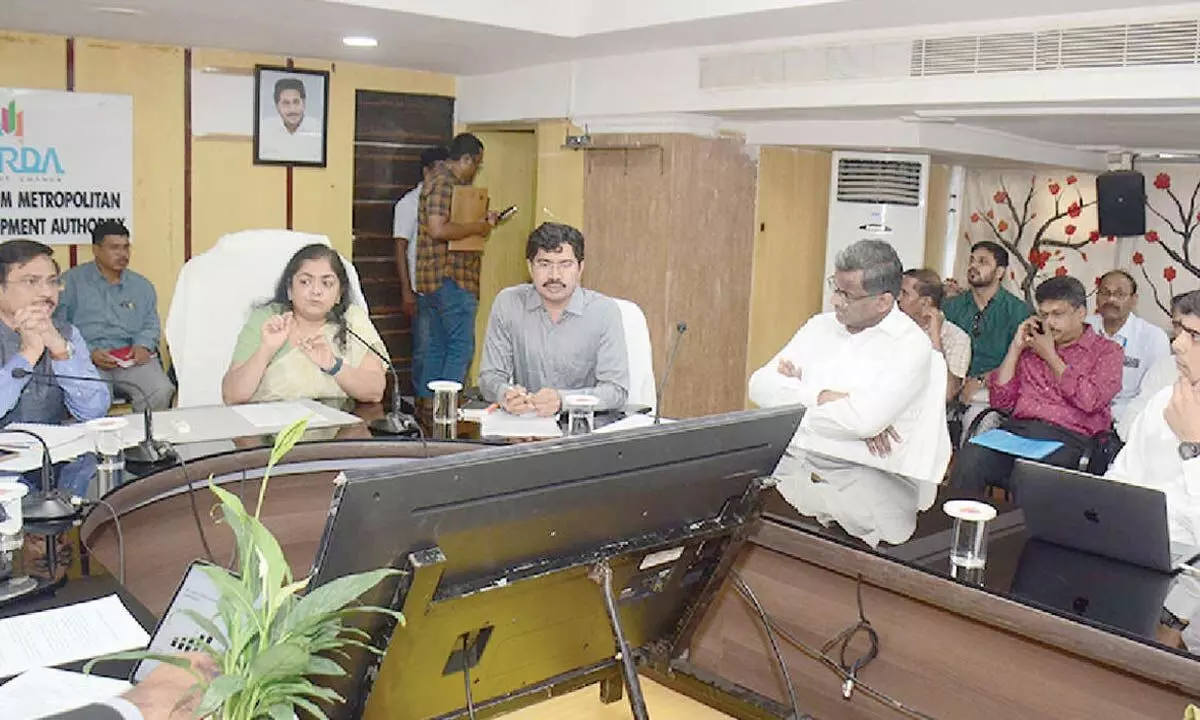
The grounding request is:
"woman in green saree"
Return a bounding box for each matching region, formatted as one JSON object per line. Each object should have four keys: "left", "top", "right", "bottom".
{"left": 221, "top": 244, "right": 387, "bottom": 405}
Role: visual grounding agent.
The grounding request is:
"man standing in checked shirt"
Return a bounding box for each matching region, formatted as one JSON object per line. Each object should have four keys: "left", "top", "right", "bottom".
{"left": 413, "top": 133, "right": 498, "bottom": 399}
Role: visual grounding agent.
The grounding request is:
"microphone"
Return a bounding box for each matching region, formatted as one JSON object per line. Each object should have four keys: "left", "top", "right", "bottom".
{"left": 0, "top": 426, "right": 69, "bottom": 521}
{"left": 654, "top": 321, "right": 688, "bottom": 425}
{"left": 344, "top": 326, "right": 420, "bottom": 437}
{"left": 12, "top": 367, "right": 176, "bottom": 465}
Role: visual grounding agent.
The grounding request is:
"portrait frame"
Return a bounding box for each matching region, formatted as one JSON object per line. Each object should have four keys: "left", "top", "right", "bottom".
{"left": 252, "top": 65, "right": 330, "bottom": 167}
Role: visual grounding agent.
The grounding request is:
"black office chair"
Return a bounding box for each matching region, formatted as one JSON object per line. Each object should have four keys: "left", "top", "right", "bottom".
{"left": 963, "top": 407, "right": 1121, "bottom": 476}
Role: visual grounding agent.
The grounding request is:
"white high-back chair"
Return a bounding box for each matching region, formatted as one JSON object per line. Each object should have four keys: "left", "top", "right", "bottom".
{"left": 165, "top": 230, "right": 369, "bottom": 408}
{"left": 612, "top": 298, "right": 656, "bottom": 411}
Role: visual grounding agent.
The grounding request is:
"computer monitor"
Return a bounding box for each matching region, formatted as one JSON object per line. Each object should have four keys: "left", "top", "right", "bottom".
{"left": 308, "top": 405, "right": 803, "bottom": 720}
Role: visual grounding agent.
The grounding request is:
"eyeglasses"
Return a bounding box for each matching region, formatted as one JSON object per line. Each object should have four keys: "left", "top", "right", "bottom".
{"left": 826, "top": 276, "right": 879, "bottom": 304}
{"left": 6, "top": 275, "right": 63, "bottom": 292}
{"left": 971, "top": 310, "right": 985, "bottom": 338}
{"left": 1096, "top": 289, "right": 1132, "bottom": 301}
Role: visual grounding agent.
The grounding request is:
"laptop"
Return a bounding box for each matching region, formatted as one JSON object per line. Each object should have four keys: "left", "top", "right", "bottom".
{"left": 1013, "top": 459, "right": 1200, "bottom": 573}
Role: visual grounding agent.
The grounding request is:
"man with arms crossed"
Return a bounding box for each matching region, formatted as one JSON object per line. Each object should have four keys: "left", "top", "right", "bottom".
{"left": 748, "top": 240, "right": 951, "bottom": 546}
{"left": 479, "top": 223, "right": 629, "bottom": 415}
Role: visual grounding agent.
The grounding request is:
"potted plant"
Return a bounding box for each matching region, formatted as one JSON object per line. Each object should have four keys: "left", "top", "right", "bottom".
{"left": 87, "top": 417, "right": 403, "bottom": 720}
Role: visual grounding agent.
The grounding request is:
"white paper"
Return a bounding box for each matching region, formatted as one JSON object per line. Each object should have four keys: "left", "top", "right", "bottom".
{"left": 0, "top": 595, "right": 150, "bottom": 678}
{"left": 231, "top": 402, "right": 316, "bottom": 429}
{"left": 0, "top": 423, "right": 87, "bottom": 451}
{"left": 0, "top": 666, "right": 131, "bottom": 718}
{"left": 593, "top": 414, "right": 674, "bottom": 434}
{"left": 480, "top": 411, "right": 563, "bottom": 439}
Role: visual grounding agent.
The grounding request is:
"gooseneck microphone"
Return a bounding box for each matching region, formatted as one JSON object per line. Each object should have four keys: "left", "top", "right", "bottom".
{"left": 12, "top": 367, "right": 176, "bottom": 465}
{"left": 0, "top": 426, "right": 67, "bottom": 521}
{"left": 344, "top": 326, "right": 420, "bottom": 437}
{"left": 654, "top": 321, "right": 688, "bottom": 425}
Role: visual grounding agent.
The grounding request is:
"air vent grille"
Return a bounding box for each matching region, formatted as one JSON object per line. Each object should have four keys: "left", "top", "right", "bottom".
{"left": 835, "top": 159, "right": 923, "bottom": 206}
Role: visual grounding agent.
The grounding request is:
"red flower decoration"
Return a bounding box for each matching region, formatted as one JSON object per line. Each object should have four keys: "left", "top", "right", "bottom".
{"left": 994, "top": 190, "right": 1008, "bottom": 203}
{"left": 970, "top": 212, "right": 980, "bottom": 223}
{"left": 1107, "top": 235, "right": 1116, "bottom": 243}
{"left": 1048, "top": 182, "right": 1062, "bottom": 196}
{"left": 1155, "top": 172, "right": 1172, "bottom": 190}
{"left": 997, "top": 220, "right": 1009, "bottom": 232}
{"left": 1067, "top": 202, "right": 1082, "bottom": 218}
{"left": 1088, "top": 230, "right": 1101, "bottom": 243}
{"left": 1146, "top": 230, "right": 1160, "bottom": 243}
{"left": 986, "top": 209, "right": 995, "bottom": 219}
{"left": 1028, "top": 248, "right": 1051, "bottom": 269}
{"left": 1066, "top": 175, "right": 1078, "bottom": 185}
{"left": 1165, "top": 266, "right": 1178, "bottom": 282}
{"left": 1054, "top": 266, "right": 1069, "bottom": 277}
{"left": 1065, "top": 224, "right": 1077, "bottom": 235}
{"left": 1133, "top": 252, "right": 1145, "bottom": 265}
{"left": 1094, "top": 276, "right": 1102, "bottom": 286}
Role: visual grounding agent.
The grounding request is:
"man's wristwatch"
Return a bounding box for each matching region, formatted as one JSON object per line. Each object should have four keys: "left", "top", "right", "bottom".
{"left": 1179, "top": 442, "right": 1200, "bottom": 461}
{"left": 1162, "top": 607, "right": 1190, "bottom": 631}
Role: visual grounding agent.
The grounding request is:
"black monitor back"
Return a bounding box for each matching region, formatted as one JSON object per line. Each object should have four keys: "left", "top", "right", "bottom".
{"left": 309, "top": 406, "right": 802, "bottom": 720}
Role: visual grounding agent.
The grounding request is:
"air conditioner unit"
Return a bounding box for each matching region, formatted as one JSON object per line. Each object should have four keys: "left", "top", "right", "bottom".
{"left": 823, "top": 151, "right": 930, "bottom": 310}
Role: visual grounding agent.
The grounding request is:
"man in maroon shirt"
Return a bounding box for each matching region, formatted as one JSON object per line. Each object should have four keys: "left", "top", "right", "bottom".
{"left": 949, "top": 275, "right": 1123, "bottom": 498}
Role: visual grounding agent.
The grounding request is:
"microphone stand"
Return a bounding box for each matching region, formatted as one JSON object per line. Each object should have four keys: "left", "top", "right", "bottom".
{"left": 344, "top": 327, "right": 420, "bottom": 436}
{"left": 13, "top": 367, "right": 176, "bottom": 466}
{"left": 1, "top": 427, "right": 73, "bottom": 522}
{"left": 654, "top": 321, "right": 688, "bottom": 425}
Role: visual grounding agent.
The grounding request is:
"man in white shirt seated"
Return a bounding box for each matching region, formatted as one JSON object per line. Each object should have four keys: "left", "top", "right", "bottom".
{"left": 749, "top": 240, "right": 952, "bottom": 547}
{"left": 1107, "top": 289, "right": 1200, "bottom": 545}
{"left": 1087, "top": 269, "right": 1171, "bottom": 429}
{"left": 1117, "top": 291, "right": 1184, "bottom": 440}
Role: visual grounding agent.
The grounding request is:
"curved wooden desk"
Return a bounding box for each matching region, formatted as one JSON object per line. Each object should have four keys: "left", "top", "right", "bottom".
{"left": 81, "top": 435, "right": 487, "bottom": 617}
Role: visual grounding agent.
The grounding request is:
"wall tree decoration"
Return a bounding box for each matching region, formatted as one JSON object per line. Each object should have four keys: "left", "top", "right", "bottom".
{"left": 968, "top": 175, "right": 1097, "bottom": 307}
{"left": 1140, "top": 171, "right": 1194, "bottom": 317}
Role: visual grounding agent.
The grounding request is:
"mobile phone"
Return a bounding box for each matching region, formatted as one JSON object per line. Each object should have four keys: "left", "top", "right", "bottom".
{"left": 1033, "top": 319, "right": 1045, "bottom": 334}
{"left": 497, "top": 205, "right": 518, "bottom": 222}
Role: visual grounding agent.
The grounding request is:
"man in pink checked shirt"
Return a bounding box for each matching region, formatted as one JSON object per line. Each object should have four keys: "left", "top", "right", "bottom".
{"left": 949, "top": 275, "right": 1124, "bottom": 498}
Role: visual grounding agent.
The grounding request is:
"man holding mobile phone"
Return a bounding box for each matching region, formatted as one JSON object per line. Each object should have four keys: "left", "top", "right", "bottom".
{"left": 948, "top": 275, "right": 1124, "bottom": 498}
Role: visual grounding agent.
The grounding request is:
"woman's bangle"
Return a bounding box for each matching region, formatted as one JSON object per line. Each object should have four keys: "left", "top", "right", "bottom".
{"left": 323, "top": 356, "right": 344, "bottom": 376}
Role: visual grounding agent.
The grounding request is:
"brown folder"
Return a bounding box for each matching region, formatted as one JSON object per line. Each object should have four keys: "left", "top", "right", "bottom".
{"left": 448, "top": 185, "right": 489, "bottom": 252}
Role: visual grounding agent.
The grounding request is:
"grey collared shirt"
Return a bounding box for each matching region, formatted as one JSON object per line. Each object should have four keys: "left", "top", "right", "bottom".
{"left": 479, "top": 284, "right": 630, "bottom": 410}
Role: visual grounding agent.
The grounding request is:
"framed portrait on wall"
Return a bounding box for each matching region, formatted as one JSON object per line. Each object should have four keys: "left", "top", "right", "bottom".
{"left": 253, "top": 65, "right": 329, "bottom": 167}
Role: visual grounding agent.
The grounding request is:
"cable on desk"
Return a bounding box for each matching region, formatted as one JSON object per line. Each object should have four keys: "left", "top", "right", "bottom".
{"left": 176, "top": 449, "right": 215, "bottom": 564}
{"left": 730, "top": 572, "right": 808, "bottom": 720}
{"left": 461, "top": 633, "right": 476, "bottom": 720}
{"left": 78, "top": 497, "right": 125, "bottom": 585}
{"left": 732, "top": 571, "right": 938, "bottom": 720}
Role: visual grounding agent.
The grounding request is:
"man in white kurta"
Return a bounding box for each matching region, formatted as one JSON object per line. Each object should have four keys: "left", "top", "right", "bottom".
{"left": 749, "top": 240, "right": 952, "bottom": 547}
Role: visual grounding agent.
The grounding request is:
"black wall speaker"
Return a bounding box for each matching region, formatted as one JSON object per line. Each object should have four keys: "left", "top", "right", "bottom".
{"left": 1096, "top": 170, "right": 1146, "bottom": 237}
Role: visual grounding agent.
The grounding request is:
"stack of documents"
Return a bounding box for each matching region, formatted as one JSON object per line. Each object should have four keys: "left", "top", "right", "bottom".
{"left": 480, "top": 411, "right": 563, "bottom": 439}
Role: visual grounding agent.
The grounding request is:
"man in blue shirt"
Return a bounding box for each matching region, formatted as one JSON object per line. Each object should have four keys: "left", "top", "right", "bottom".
{"left": 56, "top": 221, "right": 175, "bottom": 411}
{"left": 0, "top": 239, "right": 110, "bottom": 426}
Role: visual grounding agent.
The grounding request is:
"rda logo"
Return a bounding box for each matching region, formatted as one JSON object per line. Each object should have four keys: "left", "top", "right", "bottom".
{"left": 0, "top": 99, "right": 23, "bottom": 139}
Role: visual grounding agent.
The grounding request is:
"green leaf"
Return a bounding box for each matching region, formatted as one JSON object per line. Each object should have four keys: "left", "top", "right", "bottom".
{"left": 195, "top": 674, "right": 245, "bottom": 718}
{"left": 178, "top": 609, "right": 229, "bottom": 651}
{"left": 292, "top": 696, "right": 331, "bottom": 720}
{"left": 84, "top": 652, "right": 194, "bottom": 675}
{"left": 305, "top": 656, "right": 347, "bottom": 677}
{"left": 287, "top": 569, "right": 398, "bottom": 634}
{"left": 267, "top": 704, "right": 294, "bottom": 720}
{"left": 269, "top": 416, "right": 310, "bottom": 470}
{"left": 250, "top": 642, "right": 309, "bottom": 682}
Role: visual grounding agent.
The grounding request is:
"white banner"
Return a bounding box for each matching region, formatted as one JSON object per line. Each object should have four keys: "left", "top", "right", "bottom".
{"left": 0, "top": 89, "right": 133, "bottom": 245}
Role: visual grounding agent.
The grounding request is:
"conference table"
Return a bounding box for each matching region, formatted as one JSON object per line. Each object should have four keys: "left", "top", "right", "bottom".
{"left": 7, "top": 406, "right": 1200, "bottom": 719}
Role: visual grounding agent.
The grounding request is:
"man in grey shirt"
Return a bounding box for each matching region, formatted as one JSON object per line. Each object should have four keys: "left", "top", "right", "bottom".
{"left": 479, "top": 223, "right": 629, "bottom": 415}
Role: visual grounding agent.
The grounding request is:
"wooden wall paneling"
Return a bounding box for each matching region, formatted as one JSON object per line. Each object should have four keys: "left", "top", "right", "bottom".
{"left": 582, "top": 134, "right": 672, "bottom": 404}
{"left": 350, "top": 91, "right": 452, "bottom": 396}
{"left": 689, "top": 541, "right": 1196, "bottom": 720}
{"left": 583, "top": 134, "right": 756, "bottom": 418}
{"left": 665, "top": 134, "right": 756, "bottom": 417}
{"left": 745, "top": 148, "right": 831, "bottom": 393}
{"left": 923, "top": 163, "right": 952, "bottom": 277}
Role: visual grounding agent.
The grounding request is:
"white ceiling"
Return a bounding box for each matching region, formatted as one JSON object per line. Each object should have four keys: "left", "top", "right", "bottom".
{"left": 0, "top": 0, "right": 1193, "bottom": 75}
